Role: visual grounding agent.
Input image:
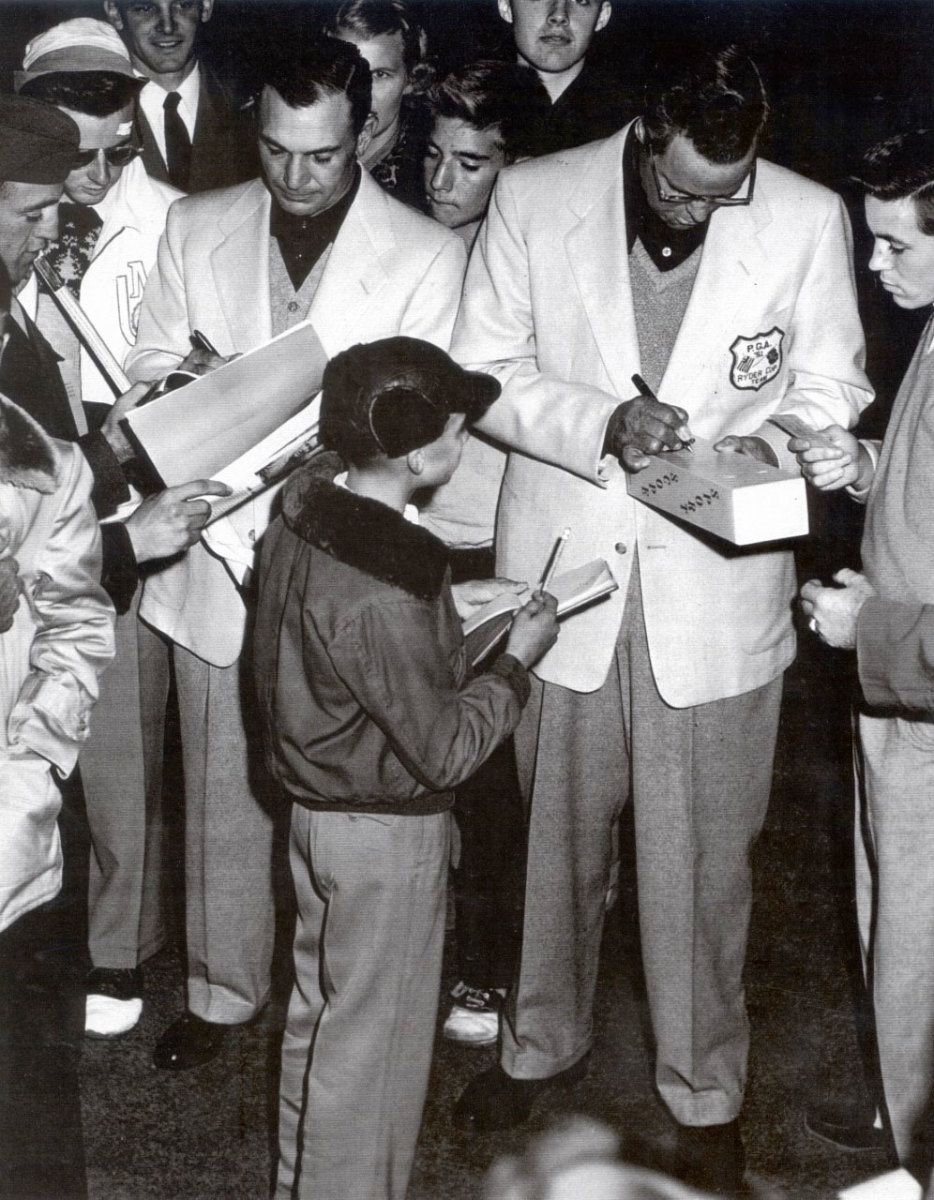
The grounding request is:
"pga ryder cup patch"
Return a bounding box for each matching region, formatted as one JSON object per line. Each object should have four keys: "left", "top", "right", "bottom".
{"left": 729, "top": 327, "right": 784, "bottom": 391}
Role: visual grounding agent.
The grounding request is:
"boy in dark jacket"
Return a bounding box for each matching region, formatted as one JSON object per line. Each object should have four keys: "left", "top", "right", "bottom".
{"left": 254, "top": 336, "right": 558, "bottom": 1200}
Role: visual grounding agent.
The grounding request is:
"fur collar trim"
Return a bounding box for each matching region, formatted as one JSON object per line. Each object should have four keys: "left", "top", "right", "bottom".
{"left": 0, "top": 393, "right": 59, "bottom": 493}
{"left": 283, "top": 452, "right": 449, "bottom": 600}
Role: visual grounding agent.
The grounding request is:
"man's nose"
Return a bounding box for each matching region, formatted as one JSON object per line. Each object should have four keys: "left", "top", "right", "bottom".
{"left": 684, "top": 198, "right": 715, "bottom": 223}
{"left": 154, "top": 2, "right": 178, "bottom": 33}
{"left": 284, "top": 155, "right": 309, "bottom": 192}
{"left": 35, "top": 207, "right": 59, "bottom": 245}
{"left": 431, "top": 160, "right": 454, "bottom": 193}
{"left": 868, "top": 241, "right": 886, "bottom": 273}
{"left": 87, "top": 150, "right": 110, "bottom": 187}
{"left": 547, "top": 0, "right": 570, "bottom": 23}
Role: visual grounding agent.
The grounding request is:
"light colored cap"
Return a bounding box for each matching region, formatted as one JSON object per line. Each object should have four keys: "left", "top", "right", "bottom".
{"left": 19, "top": 19, "right": 136, "bottom": 85}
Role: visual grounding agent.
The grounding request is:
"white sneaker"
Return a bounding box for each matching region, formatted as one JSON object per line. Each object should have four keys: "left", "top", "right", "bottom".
{"left": 442, "top": 982, "right": 504, "bottom": 1046}
{"left": 85, "top": 967, "right": 143, "bottom": 1038}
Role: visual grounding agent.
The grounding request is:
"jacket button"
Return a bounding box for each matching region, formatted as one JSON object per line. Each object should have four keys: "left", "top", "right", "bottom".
{"left": 287, "top": 301, "right": 299, "bottom": 313}
{"left": 614, "top": 542, "right": 627, "bottom": 555}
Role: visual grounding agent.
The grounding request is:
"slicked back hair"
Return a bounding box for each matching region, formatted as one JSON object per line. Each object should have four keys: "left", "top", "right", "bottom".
{"left": 259, "top": 38, "right": 371, "bottom": 137}
{"left": 855, "top": 130, "right": 934, "bottom": 235}
{"left": 642, "top": 43, "right": 768, "bottom": 165}
{"left": 324, "top": 1, "right": 424, "bottom": 74}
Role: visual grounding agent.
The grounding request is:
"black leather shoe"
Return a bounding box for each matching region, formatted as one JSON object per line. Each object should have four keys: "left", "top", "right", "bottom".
{"left": 805, "top": 1101, "right": 888, "bottom": 1152}
{"left": 676, "top": 1120, "right": 745, "bottom": 1195}
{"left": 152, "top": 1012, "right": 230, "bottom": 1071}
{"left": 453, "top": 1055, "right": 589, "bottom": 1134}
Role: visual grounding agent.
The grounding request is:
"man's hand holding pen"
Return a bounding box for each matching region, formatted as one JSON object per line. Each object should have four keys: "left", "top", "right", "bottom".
{"left": 603, "top": 375, "right": 693, "bottom": 473}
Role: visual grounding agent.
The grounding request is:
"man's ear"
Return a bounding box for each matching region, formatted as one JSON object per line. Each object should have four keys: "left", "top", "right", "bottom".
{"left": 356, "top": 113, "right": 377, "bottom": 159}
{"left": 595, "top": 2, "right": 612, "bottom": 33}
{"left": 407, "top": 447, "right": 426, "bottom": 476}
{"left": 497, "top": 0, "right": 514, "bottom": 26}
{"left": 102, "top": 0, "right": 123, "bottom": 32}
{"left": 200, "top": 0, "right": 215, "bottom": 22}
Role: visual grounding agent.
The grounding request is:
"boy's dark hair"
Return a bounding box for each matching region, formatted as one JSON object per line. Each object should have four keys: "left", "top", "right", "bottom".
{"left": 19, "top": 70, "right": 140, "bottom": 118}
{"left": 259, "top": 38, "right": 372, "bottom": 137}
{"left": 324, "top": 0, "right": 425, "bottom": 75}
{"left": 425, "top": 60, "right": 549, "bottom": 163}
{"left": 854, "top": 130, "right": 934, "bottom": 235}
{"left": 642, "top": 43, "right": 769, "bottom": 165}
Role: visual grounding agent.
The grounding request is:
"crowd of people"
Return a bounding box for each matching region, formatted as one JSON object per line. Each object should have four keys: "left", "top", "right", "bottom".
{"left": 1, "top": 1, "right": 934, "bottom": 1198}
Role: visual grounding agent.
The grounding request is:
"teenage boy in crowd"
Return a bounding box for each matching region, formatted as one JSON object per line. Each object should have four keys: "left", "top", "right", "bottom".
{"left": 497, "top": 0, "right": 635, "bottom": 154}
{"left": 794, "top": 128, "right": 934, "bottom": 1181}
{"left": 420, "top": 57, "right": 548, "bottom": 1047}
{"left": 327, "top": 0, "right": 429, "bottom": 210}
{"left": 254, "top": 336, "right": 559, "bottom": 1200}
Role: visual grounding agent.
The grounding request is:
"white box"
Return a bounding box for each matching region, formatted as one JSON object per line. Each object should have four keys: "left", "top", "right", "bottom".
{"left": 626, "top": 437, "right": 808, "bottom": 546}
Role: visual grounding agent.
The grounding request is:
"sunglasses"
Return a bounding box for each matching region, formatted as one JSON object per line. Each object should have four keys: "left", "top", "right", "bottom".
{"left": 71, "top": 144, "right": 141, "bottom": 170}
{"left": 649, "top": 154, "right": 756, "bottom": 208}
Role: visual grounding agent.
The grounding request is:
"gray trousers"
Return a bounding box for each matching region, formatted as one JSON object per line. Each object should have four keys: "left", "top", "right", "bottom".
{"left": 82, "top": 601, "right": 168, "bottom": 970}
{"left": 857, "top": 710, "right": 934, "bottom": 1163}
{"left": 277, "top": 807, "right": 449, "bottom": 1200}
{"left": 173, "top": 644, "right": 275, "bottom": 1024}
{"left": 505, "top": 569, "right": 782, "bottom": 1126}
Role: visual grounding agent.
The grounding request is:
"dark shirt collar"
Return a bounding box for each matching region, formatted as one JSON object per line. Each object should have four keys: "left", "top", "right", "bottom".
{"left": 623, "top": 126, "right": 708, "bottom": 272}
{"left": 270, "top": 164, "right": 361, "bottom": 290}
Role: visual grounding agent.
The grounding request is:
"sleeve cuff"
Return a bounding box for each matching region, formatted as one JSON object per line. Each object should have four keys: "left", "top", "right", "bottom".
{"left": 78, "top": 430, "right": 132, "bottom": 517}
{"left": 489, "top": 653, "right": 531, "bottom": 707}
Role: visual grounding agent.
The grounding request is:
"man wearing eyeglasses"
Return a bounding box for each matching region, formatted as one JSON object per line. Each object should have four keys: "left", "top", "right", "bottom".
{"left": 449, "top": 42, "right": 872, "bottom": 1192}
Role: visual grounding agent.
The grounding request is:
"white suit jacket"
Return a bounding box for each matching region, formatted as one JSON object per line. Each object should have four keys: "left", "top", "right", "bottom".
{"left": 126, "top": 170, "right": 467, "bottom": 665}
{"left": 452, "top": 123, "right": 872, "bottom": 702}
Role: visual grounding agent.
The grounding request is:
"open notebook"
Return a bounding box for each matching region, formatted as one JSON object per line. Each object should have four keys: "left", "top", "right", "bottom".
{"left": 463, "top": 558, "right": 618, "bottom": 668}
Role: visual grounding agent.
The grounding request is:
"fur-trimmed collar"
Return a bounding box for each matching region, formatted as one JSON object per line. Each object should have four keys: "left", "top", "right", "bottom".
{"left": 282, "top": 452, "right": 449, "bottom": 600}
{"left": 0, "top": 393, "right": 59, "bottom": 493}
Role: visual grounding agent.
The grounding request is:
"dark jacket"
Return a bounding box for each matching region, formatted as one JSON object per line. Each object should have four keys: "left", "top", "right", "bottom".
{"left": 137, "top": 63, "right": 258, "bottom": 194}
{"left": 1, "top": 313, "right": 137, "bottom": 612}
{"left": 254, "top": 454, "right": 529, "bottom": 815}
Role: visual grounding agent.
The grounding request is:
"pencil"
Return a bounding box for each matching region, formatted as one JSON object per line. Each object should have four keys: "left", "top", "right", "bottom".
{"left": 631, "top": 373, "right": 694, "bottom": 452}
{"left": 191, "top": 329, "right": 219, "bottom": 356}
{"left": 540, "top": 527, "right": 570, "bottom": 591}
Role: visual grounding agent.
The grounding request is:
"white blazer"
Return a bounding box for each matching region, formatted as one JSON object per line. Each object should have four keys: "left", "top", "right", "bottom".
{"left": 452, "top": 123, "right": 873, "bottom": 702}
{"left": 127, "top": 170, "right": 467, "bottom": 665}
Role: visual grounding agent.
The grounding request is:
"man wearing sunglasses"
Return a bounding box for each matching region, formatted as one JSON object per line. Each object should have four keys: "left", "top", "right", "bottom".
{"left": 18, "top": 19, "right": 181, "bottom": 415}
{"left": 12, "top": 20, "right": 233, "bottom": 1045}
{"left": 448, "top": 42, "right": 872, "bottom": 1192}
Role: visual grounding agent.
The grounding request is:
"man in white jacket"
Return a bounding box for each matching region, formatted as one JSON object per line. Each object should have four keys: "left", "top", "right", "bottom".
{"left": 16, "top": 19, "right": 223, "bottom": 1040}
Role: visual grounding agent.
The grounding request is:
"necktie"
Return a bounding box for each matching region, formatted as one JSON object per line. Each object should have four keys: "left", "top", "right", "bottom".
{"left": 164, "top": 91, "right": 191, "bottom": 191}
{"left": 44, "top": 204, "right": 104, "bottom": 297}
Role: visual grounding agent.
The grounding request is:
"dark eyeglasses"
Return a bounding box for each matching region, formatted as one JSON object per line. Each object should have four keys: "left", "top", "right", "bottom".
{"left": 649, "top": 154, "right": 756, "bottom": 208}
{"left": 71, "top": 144, "right": 141, "bottom": 170}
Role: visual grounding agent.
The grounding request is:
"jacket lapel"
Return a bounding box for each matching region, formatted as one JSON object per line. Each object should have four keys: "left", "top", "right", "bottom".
{"left": 309, "top": 171, "right": 392, "bottom": 353}
{"left": 565, "top": 127, "right": 640, "bottom": 399}
{"left": 661, "top": 194, "right": 773, "bottom": 400}
{"left": 211, "top": 181, "right": 273, "bottom": 351}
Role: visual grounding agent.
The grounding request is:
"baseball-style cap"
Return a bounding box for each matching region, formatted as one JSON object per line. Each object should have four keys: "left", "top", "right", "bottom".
{"left": 320, "top": 336, "right": 500, "bottom": 461}
{"left": 0, "top": 93, "right": 79, "bottom": 184}
{"left": 19, "top": 18, "right": 137, "bottom": 86}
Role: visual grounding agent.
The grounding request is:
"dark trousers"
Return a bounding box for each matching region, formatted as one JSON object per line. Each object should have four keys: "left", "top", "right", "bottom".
{"left": 0, "top": 773, "right": 88, "bottom": 1199}
{"left": 449, "top": 546, "right": 527, "bottom": 991}
{"left": 453, "top": 740, "right": 527, "bottom": 989}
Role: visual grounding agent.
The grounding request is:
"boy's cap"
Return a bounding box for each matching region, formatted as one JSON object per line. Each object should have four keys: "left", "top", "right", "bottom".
{"left": 0, "top": 93, "right": 80, "bottom": 184}
{"left": 320, "top": 336, "right": 500, "bottom": 460}
{"left": 19, "top": 19, "right": 136, "bottom": 86}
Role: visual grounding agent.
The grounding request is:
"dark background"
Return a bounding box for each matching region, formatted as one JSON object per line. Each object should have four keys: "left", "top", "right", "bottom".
{"left": 2, "top": 0, "right": 931, "bottom": 539}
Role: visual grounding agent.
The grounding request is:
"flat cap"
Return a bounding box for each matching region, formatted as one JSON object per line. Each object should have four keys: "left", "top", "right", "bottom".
{"left": 0, "top": 93, "right": 79, "bottom": 185}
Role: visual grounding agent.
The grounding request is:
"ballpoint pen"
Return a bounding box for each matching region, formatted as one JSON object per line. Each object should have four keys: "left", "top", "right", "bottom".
{"left": 631, "top": 372, "right": 694, "bottom": 452}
